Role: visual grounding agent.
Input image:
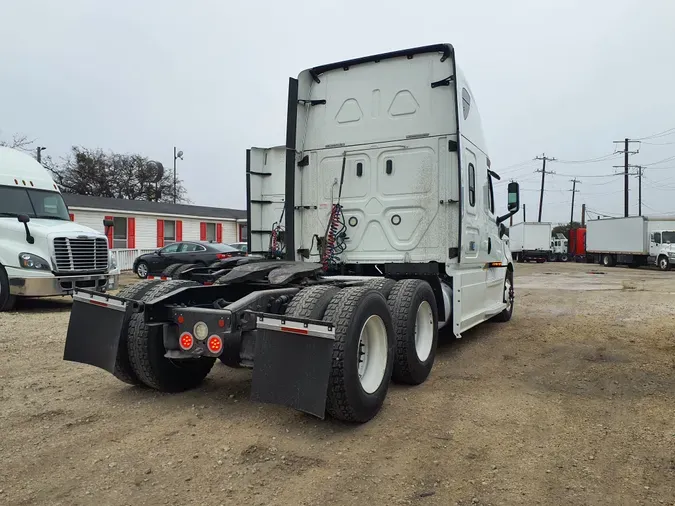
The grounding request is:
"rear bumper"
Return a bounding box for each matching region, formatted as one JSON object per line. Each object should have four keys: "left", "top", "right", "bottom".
{"left": 7, "top": 267, "right": 119, "bottom": 296}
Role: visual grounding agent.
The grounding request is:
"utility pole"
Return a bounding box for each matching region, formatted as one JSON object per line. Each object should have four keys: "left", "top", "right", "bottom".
{"left": 635, "top": 166, "right": 644, "bottom": 217}
{"left": 613, "top": 138, "right": 640, "bottom": 217}
{"left": 36, "top": 146, "right": 47, "bottom": 163}
{"left": 535, "top": 153, "right": 556, "bottom": 222}
{"left": 581, "top": 203, "right": 586, "bottom": 228}
{"left": 569, "top": 178, "right": 580, "bottom": 226}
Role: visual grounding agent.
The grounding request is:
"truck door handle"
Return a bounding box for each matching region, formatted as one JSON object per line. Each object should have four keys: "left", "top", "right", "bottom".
{"left": 488, "top": 237, "right": 492, "bottom": 254}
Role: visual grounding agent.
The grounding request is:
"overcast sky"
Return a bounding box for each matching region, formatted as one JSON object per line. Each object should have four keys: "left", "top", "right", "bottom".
{"left": 2, "top": 0, "right": 675, "bottom": 224}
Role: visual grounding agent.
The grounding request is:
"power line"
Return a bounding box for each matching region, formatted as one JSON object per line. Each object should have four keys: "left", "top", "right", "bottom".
{"left": 634, "top": 126, "right": 675, "bottom": 141}
{"left": 535, "top": 153, "right": 556, "bottom": 222}
{"left": 640, "top": 140, "right": 675, "bottom": 146}
{"left": 554, "top": 152, "right": 622, "bottom": 164}
{"left": 551, "top": 172, "right": 622, "bottom": 178}
{"left": 642, "top": 154, "right": 675, "bottom": 166}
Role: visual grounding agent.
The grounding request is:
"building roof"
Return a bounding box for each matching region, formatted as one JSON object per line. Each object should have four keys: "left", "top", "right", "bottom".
{"left": 63, "top": 193, "right": 246, "bottom": 221}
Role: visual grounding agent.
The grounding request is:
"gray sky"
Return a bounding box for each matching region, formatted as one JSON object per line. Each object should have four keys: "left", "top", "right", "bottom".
{"left": 2, "top": 0, "right": 675, "bottom": 224}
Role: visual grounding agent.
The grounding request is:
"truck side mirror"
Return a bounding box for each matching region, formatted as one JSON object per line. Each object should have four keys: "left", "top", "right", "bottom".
{"left": 496, "top": 182, "right": 520, "bottom": 225}
{"left": 17, "top": 214, "right": 35, "bottom": 244}
{"left": 507, "top": 182, "right": 520, "bottom": 212}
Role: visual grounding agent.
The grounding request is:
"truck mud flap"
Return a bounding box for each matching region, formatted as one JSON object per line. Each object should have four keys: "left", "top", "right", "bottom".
{"left": 250, "top": 314, "right": 335, "bottom": 419}
{"left": 63, "top": 291, "right": 129, "bottom": 374}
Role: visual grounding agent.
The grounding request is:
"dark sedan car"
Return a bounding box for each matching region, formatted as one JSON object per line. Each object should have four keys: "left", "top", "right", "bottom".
{"left": 133, "top": 241, "right": 244, "bottom": 278}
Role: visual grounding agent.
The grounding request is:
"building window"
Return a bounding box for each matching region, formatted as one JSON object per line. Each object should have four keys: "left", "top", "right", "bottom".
{"left": 468, "top": 163, "right": 476, "bottom": 207}
{"left": 113, "top": 217, "right": 128, "bottom": 249}
{"left": 239, "top": 224, "right": 247, "bottom": 242}
{"left": 164, "top": 220, "right": 176, "bottom": 244}
{"left": 206, "top": 223, "right": 216, "bottom": 241}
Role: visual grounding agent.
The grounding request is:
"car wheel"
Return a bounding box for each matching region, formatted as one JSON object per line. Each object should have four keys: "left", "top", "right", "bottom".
{"left": 136, "top": 261, "right": 149, "bottom": 279}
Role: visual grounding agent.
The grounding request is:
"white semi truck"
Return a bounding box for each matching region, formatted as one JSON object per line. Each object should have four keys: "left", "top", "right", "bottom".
{"left": 63, "top": 44, "right": 521, "bottom": 423}
{"left": 0, "top": 147, "right": 120, "bottom": 311}
{"left": 586, "top": 216, "right": 675, "bottom": 271}
{"left": 509, "top": 222, "right": 552, "bottom": 263}
{"left": 550, "top": 233, "right": 569, "bottom": 262}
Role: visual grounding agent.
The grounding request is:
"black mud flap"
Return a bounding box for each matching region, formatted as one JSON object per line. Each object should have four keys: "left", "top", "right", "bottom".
{"left": 63, "top": 292, "right": 129, "bottom": 374}
{"left": 250, "top": 315, "right": 335, "bottom": 418}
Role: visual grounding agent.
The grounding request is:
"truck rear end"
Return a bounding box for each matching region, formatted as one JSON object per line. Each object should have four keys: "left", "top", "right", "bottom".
{"left": 510, "top": 222, "right": 552, "bottom": 263}
{"left": 63, "top": 44, "right": 520, "bottom": 424}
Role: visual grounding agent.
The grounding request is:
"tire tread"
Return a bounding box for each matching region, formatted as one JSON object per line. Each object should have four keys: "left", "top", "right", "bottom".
{"left": 127, "top": 280, "right": 215, "bottom": 391}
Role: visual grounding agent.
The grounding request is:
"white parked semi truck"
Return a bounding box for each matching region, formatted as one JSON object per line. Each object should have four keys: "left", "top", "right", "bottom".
{"left": 586, "top": 215, "right": 675, "bottom": 271}
{"left": 550, "top": 233, "right": 569, "bottom": 262}
{"left": 0, "top": 147, "right": 119, "bottom": 311}
{"left": 509, "top": 222, "right": 552, "bottom": 263}
{"left": 63, "top": 44, "right": 521, "bottom": 423}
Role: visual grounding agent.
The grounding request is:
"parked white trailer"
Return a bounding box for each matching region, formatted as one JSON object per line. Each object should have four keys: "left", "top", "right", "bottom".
{"left": 63, "top": 44, "right": 522, "bottom": 424}
{"left": 586, "top": 216, "right": 675, "bottom": 270}
{"left": 509, "top": 222, "right": 552, "bottom": 263}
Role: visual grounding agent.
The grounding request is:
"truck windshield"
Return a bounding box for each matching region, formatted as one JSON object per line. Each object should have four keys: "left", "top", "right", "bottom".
{"left": 0, "top": 186, "right": 70, "bottom": 221}
{"left": 662, "top": 231, "right": 675, "bottom": 244}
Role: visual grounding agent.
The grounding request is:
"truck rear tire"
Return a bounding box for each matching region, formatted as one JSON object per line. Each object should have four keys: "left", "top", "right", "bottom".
{"left": 386, "top": 279, "right": 438, "bottom": 385}
{"left": 322, "top": 287, "right": 395, "bottom": 423}
{"left": 161, "top": 263, "right": 183, "bottom": 277}
{"left": 284, "top": 285, "right": 341, "bottom": 319}
{"left": 492, "top": 271, "right": 514, "bottom": 323}
{"left": 127, "top": 280, "right": 215, "bottom": 392}
{"left": 560, "top": 253, "right": 569, "bottom": 262}
{"left": 601, "top": 254, "right": 615, "bottom": 267}
{"left": 113, "top": 279, "right": 163, "bottom": 385}
{"left": 363, "top": 278, "right": 397, "bottom": 298}
{"left": 0, "top": 266, "right": 17, "bottom": 312}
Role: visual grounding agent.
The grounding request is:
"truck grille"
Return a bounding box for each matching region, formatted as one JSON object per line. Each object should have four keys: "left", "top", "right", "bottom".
{"left": 53, "top": 237, "right": 109, "bottom": 273}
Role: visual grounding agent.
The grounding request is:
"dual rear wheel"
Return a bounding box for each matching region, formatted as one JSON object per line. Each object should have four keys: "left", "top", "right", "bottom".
{"left": 284, "top": 279, "right": 439, "bottom": 423}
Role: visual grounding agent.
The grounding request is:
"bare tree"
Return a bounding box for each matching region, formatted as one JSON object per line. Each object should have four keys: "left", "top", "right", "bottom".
{"left": 48, "top": 146, "right": 190, "bottom": 203}
{"left": 0, "top": 131, "right": 35, "bottom": 152}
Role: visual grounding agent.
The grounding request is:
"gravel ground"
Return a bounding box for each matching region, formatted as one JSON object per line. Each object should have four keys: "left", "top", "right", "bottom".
{"left": 1, "top": 262, "right": 674, "bottom": 506}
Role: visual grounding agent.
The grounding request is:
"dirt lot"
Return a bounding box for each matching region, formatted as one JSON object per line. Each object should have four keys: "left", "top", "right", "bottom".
{"left": 1, "top": 263, "right": 674, "bottom": 506}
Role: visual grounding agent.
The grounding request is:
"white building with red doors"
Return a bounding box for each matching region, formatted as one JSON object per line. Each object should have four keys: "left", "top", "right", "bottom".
{"left": 62, "top": 194, "right": 246, "bottom": 270}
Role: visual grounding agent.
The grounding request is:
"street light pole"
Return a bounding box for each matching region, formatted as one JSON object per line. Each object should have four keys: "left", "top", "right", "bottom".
{"left": 173, "top": 147, "right": 183, "bottom": 204}
{"left": 36, "top": 146, "right": 47, "bottom": 163}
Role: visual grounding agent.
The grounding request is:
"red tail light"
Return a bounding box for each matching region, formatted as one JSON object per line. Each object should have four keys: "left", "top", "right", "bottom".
{"left": 216, "top": 253, "right": 232, "bottom": 259}
{"left": 179, "top": 332, "right": 194, "bottom": 351}
{"left": 208, "top": 335, "right": 223, "bottom": 354}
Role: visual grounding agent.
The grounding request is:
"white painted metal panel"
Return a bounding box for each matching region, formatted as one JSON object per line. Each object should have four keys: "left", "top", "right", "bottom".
{"left": 586, "top": 216, "right": 647, "bottom": 254}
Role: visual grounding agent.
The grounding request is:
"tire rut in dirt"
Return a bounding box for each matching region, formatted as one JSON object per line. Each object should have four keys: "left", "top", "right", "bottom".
{"left": 113, "top": 279, "right": 163, "bottom": 385}
{"left": 127, "top": 280, "right": 215, "bottom": 392}
{"left": 387, "top": 279, "right": 438, "bottom": 385}
{"left": 322, "top": 286, "right": 394, "bottom": 423}
{"left": 284, "top": 285, "right": 342, "bottom": 319}
{"left": 161, "top": 263, "right": 183, "bottom": 277}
